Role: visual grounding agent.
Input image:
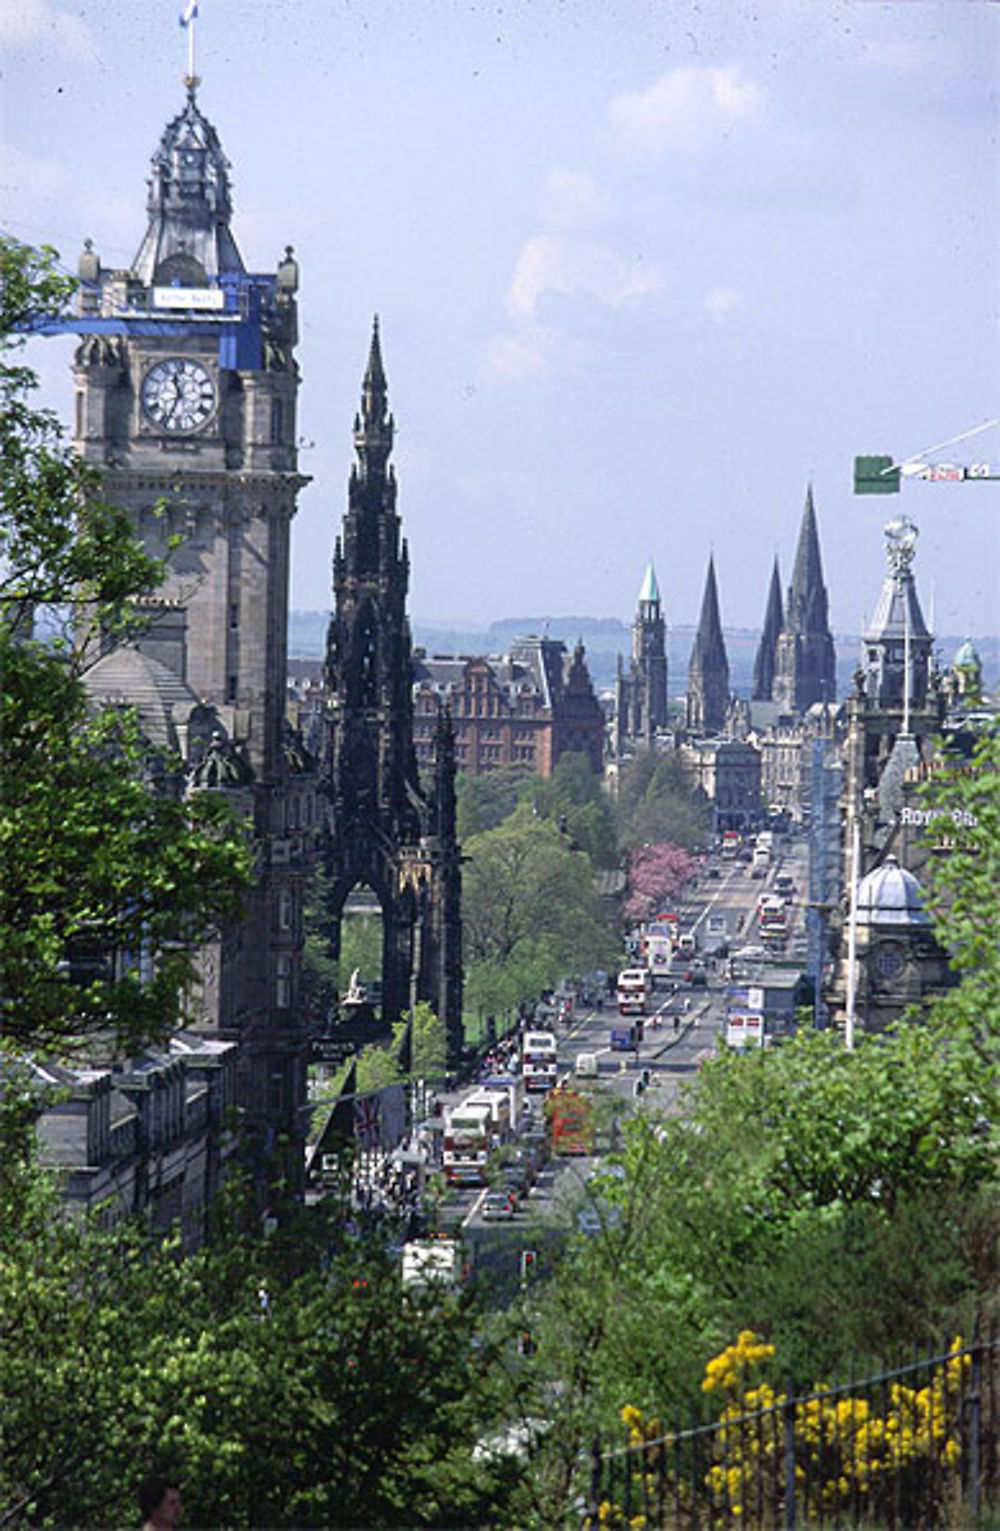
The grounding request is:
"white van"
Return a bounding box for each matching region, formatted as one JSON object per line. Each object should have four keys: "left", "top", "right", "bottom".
{"left": 575, "top": 1052, "right": 599, "bottom": 1078}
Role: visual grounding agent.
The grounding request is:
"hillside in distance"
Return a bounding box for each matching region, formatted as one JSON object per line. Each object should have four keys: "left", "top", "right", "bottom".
{"left": 289, "top": 611, "right": 996, "bottom": 701}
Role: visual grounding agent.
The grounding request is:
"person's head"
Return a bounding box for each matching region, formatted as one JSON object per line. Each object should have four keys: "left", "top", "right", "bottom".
{"left": 138, "top": 1475, "right": 182, "bottom": 1528}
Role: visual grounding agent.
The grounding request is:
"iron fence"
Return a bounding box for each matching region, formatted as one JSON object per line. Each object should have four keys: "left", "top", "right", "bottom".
{"left": 584, "top": 1326, "right": 1000, "bottom": 1529}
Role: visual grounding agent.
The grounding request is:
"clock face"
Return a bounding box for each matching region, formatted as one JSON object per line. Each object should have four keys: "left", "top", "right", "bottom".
{"left": 141, "top": 358, "right": 215, "bottom": 434}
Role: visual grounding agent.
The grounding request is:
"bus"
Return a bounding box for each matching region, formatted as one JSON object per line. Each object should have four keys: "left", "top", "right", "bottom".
{"left": 443, "top": 1096, "right": 494, "bottom": 1185}
{"left": 721, "top": 830, "right": 741, "bottom": 860}
{"left": 522, "top": 1030, "right": 558, "bottom": 1093}
{"left": 547, "top": 1086, "right": 594, "bottom": 1156}
{"left": 616, "top": 968, "right": 651, "bottom": 1015}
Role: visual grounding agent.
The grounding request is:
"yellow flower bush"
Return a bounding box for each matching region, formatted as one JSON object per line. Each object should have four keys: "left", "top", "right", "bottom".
{"left": 598, "top": 1337, "right": 971, "bottom": 1526}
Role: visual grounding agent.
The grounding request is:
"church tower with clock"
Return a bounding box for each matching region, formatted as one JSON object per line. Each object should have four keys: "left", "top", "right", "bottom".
{"left": 70, "top": 82, "right": 315, "bottom": 1202}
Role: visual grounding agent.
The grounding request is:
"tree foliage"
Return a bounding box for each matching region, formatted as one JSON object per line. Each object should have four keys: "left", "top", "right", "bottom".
{"left": 615, "top": 748, "right": 712, "bottom": 852}
{"left": 0, "top": 237, "right": 252, "bottom": 1055}
{"left": 623, "top": 841, "right": 696, "bottom": 924}
{"left": 462, "top": 804, "right": 619, "bottom": 1020}
{"left": 0, "top": 1104, "right": 513, "bottom": 1529}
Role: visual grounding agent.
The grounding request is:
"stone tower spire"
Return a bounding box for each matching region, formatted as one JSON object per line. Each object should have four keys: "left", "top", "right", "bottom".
{"left": 687, "top": 555, "right": 730, "bottom": 736}
{"left": 132, "top": 85, "right": 245, "bottom": 283}
{"left": 773, "top": 485, "right": 836, "bottom": 711}
{"left": 862, "top": 515, "right": 933, "bottom": 711}
{"left": 322, "top": 324, "right": 463, "bottom": 1065}
{"left": 632, "top": 560, "right": 668, "bottom": 738}
{"left": 752, "top": 555, "right": 784, "bottom": 701}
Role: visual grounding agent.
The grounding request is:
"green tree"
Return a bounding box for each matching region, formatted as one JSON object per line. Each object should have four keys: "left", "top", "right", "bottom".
{"left": 0, "top": 1121, "right": 517, "bottom": 1528}
{"left": 919, "top": 729, "right": 1000, "bottom": 1051}
{"left": 615, "top": 748, "right": 711, "bottom": 852}
{"left": 462, "top": 804, "right": 619, "bottom": 1023}
{"left": 0, "top": 237, "right": 252, "bottom": 1055}
{"left": 526, "top": 751, "right": 619, "bottom": 869}
{"left": 455, "top": 764, "right": 534, "bottom": 840}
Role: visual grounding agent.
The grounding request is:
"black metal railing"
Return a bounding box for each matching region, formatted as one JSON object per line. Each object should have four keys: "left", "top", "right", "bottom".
{"left": 584, "top": 1326, "right": 999, "bottom": 1528}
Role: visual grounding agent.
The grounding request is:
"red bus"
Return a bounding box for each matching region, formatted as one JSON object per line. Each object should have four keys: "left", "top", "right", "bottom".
{"left": 547, "top": 1086, "right": 594, "bottom": 1156}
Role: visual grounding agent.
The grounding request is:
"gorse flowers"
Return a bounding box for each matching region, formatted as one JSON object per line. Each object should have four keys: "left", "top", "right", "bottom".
{"left": 591, "top": 1335, "right": 973, "bottom": 1526}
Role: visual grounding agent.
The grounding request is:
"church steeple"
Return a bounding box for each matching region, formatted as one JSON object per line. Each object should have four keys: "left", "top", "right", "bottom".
{"left": 773, "top": 486, "right": 836, "bottom": 711}
{"left": 132, "top": 88, "right": 245, "bottom": 284}
{"left": 687, "top": 555, "right": 730, "bottom": 736}
{"left": 785, "top": 485, "right": 829, "bottom": 637}
{"left": 752, "top": 556, "right": 784, "bottom": 701}
{"left": 628, "top": 559, "right": 668, "bottom": 739}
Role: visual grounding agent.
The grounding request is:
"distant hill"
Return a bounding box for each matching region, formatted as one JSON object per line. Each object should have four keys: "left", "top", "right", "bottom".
{"left": 289, "top": 611, "right": 996, "bottom": 700}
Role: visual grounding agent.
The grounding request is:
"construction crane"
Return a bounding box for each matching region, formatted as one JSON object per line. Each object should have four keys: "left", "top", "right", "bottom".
{"left": 19, "top": 267, "right": 274, "bottom": 372}
{"left": 854, "top": 418, "right": 1000, "bottom": 493}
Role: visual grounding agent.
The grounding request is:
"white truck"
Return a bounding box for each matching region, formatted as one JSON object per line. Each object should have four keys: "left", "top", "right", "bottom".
{"left": 645, "top": 929, "right": 674, "bottom": 985}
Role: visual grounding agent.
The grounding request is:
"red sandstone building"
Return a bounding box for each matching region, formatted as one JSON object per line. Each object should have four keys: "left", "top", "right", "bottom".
{"left": 411, "top": 636, "right": 605, "bottom": 778}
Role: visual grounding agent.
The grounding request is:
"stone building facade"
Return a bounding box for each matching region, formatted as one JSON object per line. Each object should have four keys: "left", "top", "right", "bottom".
{"left": 413, "top": 636, "right": 605, "bottom": 779}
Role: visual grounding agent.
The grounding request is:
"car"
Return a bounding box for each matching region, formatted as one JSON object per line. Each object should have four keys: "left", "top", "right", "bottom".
{"left": 707, "top": 866, "right": 721, "bottom": 879}
{"left": 482, "top": 1190, "right": 515, "bottom": 1221}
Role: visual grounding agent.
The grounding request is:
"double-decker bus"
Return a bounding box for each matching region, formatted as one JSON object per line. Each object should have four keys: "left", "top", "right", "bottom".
{"left": 443, "top": 1096, "right": 495, "bottom": 1185}
{"left": 616, "top": 968, "right": 651, "bottom": 1015}
{"left": 522, "top": 1030, "right": 558, "bottom": 1093}
{"left": 547, "top": 1085, "right": 594, "bottom": 1156}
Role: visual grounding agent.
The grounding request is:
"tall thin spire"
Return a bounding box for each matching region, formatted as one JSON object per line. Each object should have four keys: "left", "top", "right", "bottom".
{"left": 786, "top": 484, "right": 827, "bottom": 634}
{"left": 687, "top": 555, "right": 730, "bottom": 735}
{"left": 752, "top": 555, "right": 784, "bottom": 701}
{"left": 637, "top": 560, "right": 660, "bottom": 607}
{"left": 773, "top": 486, "right": 836, "bottom": 711}
{"left": 354, "top": 315, "right": 394, "bottom": 482}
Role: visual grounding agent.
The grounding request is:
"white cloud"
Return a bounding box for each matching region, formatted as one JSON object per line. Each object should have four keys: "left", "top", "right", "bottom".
{"left": 605, "top": 64, "right": 765, "bottom": 161}
{"left": 506, "top": 233, "right": 661, "bottom": 321}
{"left": 485, "top": 322, "right": 592, "bottom": 382}
{"left": 486, "top": 329, "right": 550, "bottom": 380}
{"left": 539, "top": 167, "right": 608, "bottom": 231}
{"left": 704, "top": 286, "right": 742, "bottom": 323}
{"left": 0, "top": 0, "right": 95, "bottom": 59}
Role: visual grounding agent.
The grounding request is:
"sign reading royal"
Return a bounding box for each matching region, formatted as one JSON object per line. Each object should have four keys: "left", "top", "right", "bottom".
{"left": 900, "top": 806, "right": 978, "bottom": 829}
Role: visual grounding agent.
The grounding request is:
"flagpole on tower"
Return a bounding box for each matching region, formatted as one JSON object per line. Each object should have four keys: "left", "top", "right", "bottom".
{"left": 181, "top": 0, "right": 200, "bottom": 94}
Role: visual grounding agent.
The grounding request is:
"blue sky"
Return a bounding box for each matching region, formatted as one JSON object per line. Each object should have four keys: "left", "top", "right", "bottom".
{"left": 3, "top": 0, "right": 998, "bottom": 639}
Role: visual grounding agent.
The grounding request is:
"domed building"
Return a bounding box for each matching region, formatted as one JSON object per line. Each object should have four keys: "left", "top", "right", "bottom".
{"left": 949, "top": 638, "right": 984, "bottom": 703}
{"left": 846, "top": 857, "right": 951, "bottom": 1034}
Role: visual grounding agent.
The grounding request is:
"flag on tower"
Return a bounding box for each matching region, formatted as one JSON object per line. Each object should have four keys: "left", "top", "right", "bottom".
{"left": 179, "top": 0, "right": 198, "bottom": 26}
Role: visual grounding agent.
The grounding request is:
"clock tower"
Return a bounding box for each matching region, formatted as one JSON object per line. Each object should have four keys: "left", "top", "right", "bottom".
{"left": 71, "top": 83, "right": 315, "bottom": 1203}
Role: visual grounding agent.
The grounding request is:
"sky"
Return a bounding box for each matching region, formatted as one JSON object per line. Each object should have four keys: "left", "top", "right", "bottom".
{"left": 3, "top": 0, "right": 999, "bottom": 641}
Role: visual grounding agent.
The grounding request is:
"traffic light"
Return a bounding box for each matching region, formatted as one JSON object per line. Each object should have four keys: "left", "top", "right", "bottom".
{"left": 854, "top": 455, "right": 900, "bottom": 495}
{"left": 520, "top": 1249, "right": 537, "bottom": 1283}
{"left": 517, "top": 1330, "right": 536, "bottom": 1357}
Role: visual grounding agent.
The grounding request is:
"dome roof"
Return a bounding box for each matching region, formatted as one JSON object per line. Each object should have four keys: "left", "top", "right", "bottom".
{"left": 83, "top": 645, "right": 199, "bottom": 755}
{"left": 856, "top": 856, "right": 930, "bottom": 927}
{"left": 954, "top": 637, "right": 981, "bottom": 669}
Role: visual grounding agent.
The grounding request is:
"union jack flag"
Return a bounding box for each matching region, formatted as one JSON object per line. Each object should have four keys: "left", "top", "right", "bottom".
{"left": 354, "top": 1093, "right": 381, "bottom": 1150}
